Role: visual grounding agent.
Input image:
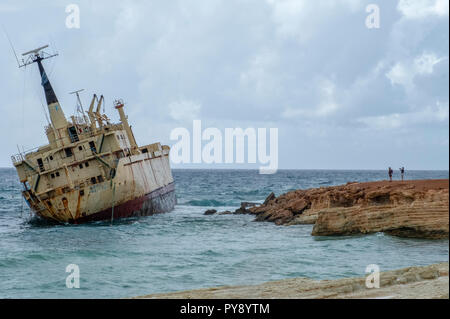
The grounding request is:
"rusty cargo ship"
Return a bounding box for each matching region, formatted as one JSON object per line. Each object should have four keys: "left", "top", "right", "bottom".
{"left": 11, "top": 46, "right": 176, "bottom": 224}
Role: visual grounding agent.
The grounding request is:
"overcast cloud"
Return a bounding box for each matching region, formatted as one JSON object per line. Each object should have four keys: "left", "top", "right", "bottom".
{"left": 0, "top": 0, "right": 448, "bottom": 169}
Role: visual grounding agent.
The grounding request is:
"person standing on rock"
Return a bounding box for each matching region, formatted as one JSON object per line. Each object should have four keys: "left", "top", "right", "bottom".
{"left": 400, "top": 167, "right": 405, "bottom": 181}
{"left": 388, "top": 167, "right": 393, "bottom": 182}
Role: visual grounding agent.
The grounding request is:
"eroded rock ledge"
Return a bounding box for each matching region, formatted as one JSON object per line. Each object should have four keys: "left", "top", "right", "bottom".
{"left": 135, "top": 262, "right": 449, "bottom": 299}
{"left": 208, "top": 179, "right": 449, "bottom": 239}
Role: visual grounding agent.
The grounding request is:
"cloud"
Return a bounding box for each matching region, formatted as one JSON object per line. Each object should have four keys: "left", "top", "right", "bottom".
{"left": 281, "top": 78, "right": 339, "bottom": 118}
{"left": 398, "top": 0, "right": 449, "bottom": 19}
{"left": 0, "top": 3, "right": 20, "bottom": 13}
{"left": 239, "top": 50, "right": 280, "bottom": 99}
{"left": 0, "top": 0, "right": 448, "bottom": 169}
{"left": 386, "top": 52, "right": 446, "bottom": 90}
{"left": 168, "top": 100, "right": 201, "bottom": 123}
{"left": 266, "top": 0, "right": 363, "bottom": 42}
{"left": 357, "top": 100, "right": 449, "bottom": 130}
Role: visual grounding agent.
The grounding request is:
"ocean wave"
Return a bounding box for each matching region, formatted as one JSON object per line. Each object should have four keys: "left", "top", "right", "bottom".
{"left": 26, "top": 216, "right": 63, "bottom": 227}
{"left": 232, "top": 189, "right": 262, "bottom": 196}
{"left": 182, "top": 199, "right": 236, "bottom": 207}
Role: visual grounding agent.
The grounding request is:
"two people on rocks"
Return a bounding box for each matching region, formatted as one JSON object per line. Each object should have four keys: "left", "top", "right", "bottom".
{"left": 388, "top": 166, "right": 405, "bottom": 182}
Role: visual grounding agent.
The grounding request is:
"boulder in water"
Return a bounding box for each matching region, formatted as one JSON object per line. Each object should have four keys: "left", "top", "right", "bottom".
{"left": 234, "top": 202, "right": 258, "bottom": 214}
{"left": 204, "top": 209, "right": 217, "bottom": 215}
{"left": 218, "top": 211, "right": 233, "bottom": 215}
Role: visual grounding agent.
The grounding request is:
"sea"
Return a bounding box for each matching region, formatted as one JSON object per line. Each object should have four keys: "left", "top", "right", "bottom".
{"left": 0, "top": 168, "right": 448, "bottom": 298}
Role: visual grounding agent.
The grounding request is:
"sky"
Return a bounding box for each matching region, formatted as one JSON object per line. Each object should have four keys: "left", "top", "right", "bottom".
{"left": 0, "top": 0, "right": 448, "bottom": 170}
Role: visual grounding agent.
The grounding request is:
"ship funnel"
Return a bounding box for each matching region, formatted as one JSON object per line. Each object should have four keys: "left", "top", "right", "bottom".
{"left": 114, "top": 99, "right": 138, "bottom": 152}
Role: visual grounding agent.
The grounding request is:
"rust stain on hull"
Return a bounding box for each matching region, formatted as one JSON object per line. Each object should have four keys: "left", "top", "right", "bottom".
{"left": 70, "top": 182, "right": 175, "bottom": 224}
{"left": 75, "top": 191, "right": 82, "bottom": 219}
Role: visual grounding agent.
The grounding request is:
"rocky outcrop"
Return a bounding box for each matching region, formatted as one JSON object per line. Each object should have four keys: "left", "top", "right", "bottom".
{"left": 246, "top": 179, "right": 449, "bottom": 239}
{"left": 204, "top": 202, "right": 258, "bottom": 216}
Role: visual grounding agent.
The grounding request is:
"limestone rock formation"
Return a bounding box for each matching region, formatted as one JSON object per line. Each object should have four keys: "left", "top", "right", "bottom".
{"left": 136, "top": 262, "right": 449, "bottom": 299}
{"left": 247, "top": 179, "right": 449, "bottom": 239}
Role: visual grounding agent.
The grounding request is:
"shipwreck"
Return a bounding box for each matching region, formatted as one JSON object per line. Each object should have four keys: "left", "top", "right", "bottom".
{"left": 11, "top": 45, "right": 176, "bottom": 223}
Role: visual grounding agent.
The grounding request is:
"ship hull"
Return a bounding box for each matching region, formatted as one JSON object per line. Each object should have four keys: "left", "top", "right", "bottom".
{"left": 68, "top": 182, "right": 176, "bottom": 224}
{"left": 24, "top": 146, "right": 176, "bottom": 224}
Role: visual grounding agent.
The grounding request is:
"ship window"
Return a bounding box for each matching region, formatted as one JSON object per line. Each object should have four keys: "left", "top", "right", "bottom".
{"left": 49, "top": 156, "right": 53, "bottom": 160}
{"left": 50, "top": 173, "right": 55, "bottom": 179}
{"left": 65, "top": 148, "right": 73, "bottom": 157}
{"left": 56, "top": 172, "right": 60, "bottom": 177}
{"left": 97, "top": 175, "right": 104, "bottom": 183}
{"left": 89, "top": 141, "right": 97, "bottom": 153}
{"left": 68, "top": 126, "right": 80, "bottom": 143}
{"left": 142, "top": 148, "right": 148, "bottom": 153}
{"left": 79, "top": 164, "right": 83, "bottom": 169}
{"left": 90, "top": 177, "right": 97, "bottom": 184}
{"left": 85, "top": 162, "right": 89, "bottom": 167}
{"left": 78, "top": 146, "right": 83, "bottom": 151}
{"left": 37, "top": 158, "right": 44, "bottom": 172}
{"left": 115, "top": 151, "right": 124, "bottom": 159}
{"left": 80, "top": 190, "right": 84, "bottom": 196}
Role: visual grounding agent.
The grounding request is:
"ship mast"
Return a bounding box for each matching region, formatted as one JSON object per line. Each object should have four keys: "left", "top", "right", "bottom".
{"left": 20, "top": 45, "right": 68, "bottom": 131}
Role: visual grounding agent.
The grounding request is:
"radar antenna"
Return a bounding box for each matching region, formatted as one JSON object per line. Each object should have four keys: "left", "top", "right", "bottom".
{"left": 19, "top": 44, "right": 58, "bottom": 68}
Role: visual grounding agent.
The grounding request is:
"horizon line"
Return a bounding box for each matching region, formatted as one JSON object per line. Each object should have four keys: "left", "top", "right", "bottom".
{"left": 1, "top": 167, "right": 448, "bottom": 171}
